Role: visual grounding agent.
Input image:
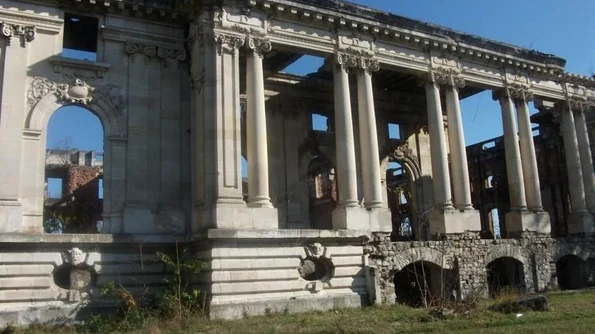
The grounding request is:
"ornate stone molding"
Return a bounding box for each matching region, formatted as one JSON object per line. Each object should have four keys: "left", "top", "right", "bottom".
{"left": 1, "top": 22, "right": 35, "bottom": 47}
{"left": 125, "top": 41, "right": 186, "bottom": 67}
{"left": 335, "top": 52, "right": 358, "bottom": 70}
{"left": 567, "top": 96, "right": 590, "bottom": 112}
{"left": 214, "top": 33, "right": 244, "bottom": 55}
{"left": 190, "top": 70, "right": 205, "bottom": 93}
{"left": 246, "top": 36, "right": 272, "bottom": 57}
{"left": 27, "top": 75, "right": 125, "bottom": 115}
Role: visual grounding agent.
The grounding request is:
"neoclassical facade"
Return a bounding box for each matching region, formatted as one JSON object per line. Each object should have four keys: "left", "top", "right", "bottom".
{"left": 0, "top": 0, "right": 594, "bottom": 324}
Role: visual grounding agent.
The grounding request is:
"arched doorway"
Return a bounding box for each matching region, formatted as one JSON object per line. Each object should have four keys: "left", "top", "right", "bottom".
{"left": 486, "top": 257, "right": 525, "bottom": 297}
{"left": 307, "top": 155, "right": 337, "bottom": 229}
{"left": 43, "top": 105, "right": 104, "bottom": 233}
{"left": 393, "top": 261, "right": 457, "bottom": 307}
{"left": 556, "top": 255, "right": 588, "bottom": 290}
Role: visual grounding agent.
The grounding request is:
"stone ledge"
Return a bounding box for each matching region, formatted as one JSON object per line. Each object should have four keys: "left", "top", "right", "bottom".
{"left": 204, "top": 229, "right": 371, "bottom": 240}
{"left": 0, "top": 233, "right": 187, "bottom": 244}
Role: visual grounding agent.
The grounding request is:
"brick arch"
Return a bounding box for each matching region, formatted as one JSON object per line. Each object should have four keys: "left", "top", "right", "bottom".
{"left": 484, "top": 244, "right": 528, "bottom": 267}
{"left": 392, "top": 247, "right": 452, "bottom": 272}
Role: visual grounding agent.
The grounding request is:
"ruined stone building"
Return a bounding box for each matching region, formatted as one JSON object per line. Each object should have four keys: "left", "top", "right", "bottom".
{"left": 1, "top": 0, "right": 595, "bottom": 324}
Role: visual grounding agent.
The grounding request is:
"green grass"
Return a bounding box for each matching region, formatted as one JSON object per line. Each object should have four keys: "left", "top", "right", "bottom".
{"left": 7, "top": 290, "right": 595, "bottom": 334}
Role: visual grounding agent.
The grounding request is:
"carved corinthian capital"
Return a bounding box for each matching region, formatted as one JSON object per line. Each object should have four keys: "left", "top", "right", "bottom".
{"left": 1, "top": 23, "right": 36, "bottom": 47}
{"left": 125, "top": 42, "right": 157, "bottom": 63}
{"left": 428, "top": 69, "right": 465, "bottom": 89}
{"left": 214, "top": 33, "right": 244, "bottom": 55}
{"left": 335, "top": 52, "right": 358, "bottom": 70}
{"left": 246, "top": 37, "right": 272, "bottom": 57}
{"left": 507, "top": 83, "right": 534, "bottom": 102}
{"left": 359, "top": 57, "right": 379, "bottom": 73}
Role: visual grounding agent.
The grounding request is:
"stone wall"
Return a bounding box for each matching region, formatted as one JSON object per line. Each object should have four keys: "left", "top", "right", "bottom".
{"left": 366, "top": 232, "right": 595, "bottom": 304}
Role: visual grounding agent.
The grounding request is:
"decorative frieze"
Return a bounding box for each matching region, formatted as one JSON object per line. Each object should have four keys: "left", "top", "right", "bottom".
{"left": 27, "top": 75, "right": 125, "bottom": 115}
{"left": 1, "top": 22, "right": 35, "bottom": 47}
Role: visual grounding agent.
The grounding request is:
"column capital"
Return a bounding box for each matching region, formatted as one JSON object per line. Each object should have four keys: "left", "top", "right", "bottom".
{"left": 246, "top": 36, "right": 271, "bottom": 58}
{"left": 428, "top": 69, "right": 465, "bottom": 89}
{"left": 567, "top": 95, "right": 591, "bottom": 112}
{"left": 214, "top": 33, "right": 244, "bottom": 55}
{"left": 1, "top": 23, "right": 36, "bottom": 47}
{"left": 335, "top": 52, "right": 357, "bottom": 70}
{"left": 492, "top": 85, "right": 534, "bottom": 103}
{"left": 358, "top": 57, "right": 379, "bottom": 73}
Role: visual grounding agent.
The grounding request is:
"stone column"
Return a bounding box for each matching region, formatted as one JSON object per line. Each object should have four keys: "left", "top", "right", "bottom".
{"left": 331, "top": 54, "right": 362, "bottom": 230}
{"left": 0, "top": 24, "right": 36, "bottom": 233}
{"left": 573, "top": 107, "right": 595, "bottom": 213}
{"left": 514, "top": 94, "right": 544, "bottom": 212}
{"left": 356, "top": 59, "right": 383, "bottom": 209}
{"left": 444, "top": 78, "right": 473, "bottom": 211}
{"left": 333, "top": 54, "right": 359, "bottom": 209}
{"left": 425, "top": 77, "right": 454, "bottom": 211}
{"left": 560, "top": 101, "right": 593, "bottom": 234}
{"left": 494, "top": 89, "right": 527, "bottom": 211}
{"left": 245, "top": 37, "right": 273, "bottom": 208}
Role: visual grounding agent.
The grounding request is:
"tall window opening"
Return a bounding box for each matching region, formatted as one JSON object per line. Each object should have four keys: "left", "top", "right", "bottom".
{"left": 44, "top": 106, "right": 104, "bottom": 234}
{"left": 62, "top": 13, "right": 99, "bottom": 61}
{"left": 307, "top": 155, "right": 337, "bottom": 229}
{"left": 387, "top": 161, "right": 412, "bottom": 240}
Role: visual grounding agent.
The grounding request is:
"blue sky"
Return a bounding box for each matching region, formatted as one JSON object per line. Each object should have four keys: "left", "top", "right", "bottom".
{"left": 48, "top": 0, "right": 594, "bottom": 163}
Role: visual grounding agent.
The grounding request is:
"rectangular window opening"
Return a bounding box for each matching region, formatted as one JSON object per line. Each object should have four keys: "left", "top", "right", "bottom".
{"left": 47, "top": 178, "right": 63, "bottom": 199}
{"left": 388, "top": 122, "right": 401, "bottom": 140}
{"left": 281, "top": 55, "right": 325, "bottom": 76}
{"left": 312, "top": 113, "right": 329, "bottom": 132}
{"left": 62, "top": 13, "right": 99, "bottom": 61}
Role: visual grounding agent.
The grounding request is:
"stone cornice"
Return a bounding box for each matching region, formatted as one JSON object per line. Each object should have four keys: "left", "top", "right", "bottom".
{"left": 49, "top": 56, "right": 111, "bottom": 78}
{"left": 0, "top": 8, "right": 62, "bottom": 33}
{"left": 101, "top": 26, "right": 185, "bottom": 49}
{"left": 249, "top": 0, "right": 566, "bottom": 76}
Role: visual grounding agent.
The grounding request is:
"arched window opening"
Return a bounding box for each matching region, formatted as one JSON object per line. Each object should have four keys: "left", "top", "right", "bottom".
{"left": 387, "top": 161, "right": 412, "bottom": 240}
{"left": 393, "top": 261, "right": 457, "bottom": 308}
{"left": 307, "top": 155, "right": 337, "bottom": 229}
{"left": 556, "top": 255, "right": 590, "bottom": 290}
{"left": 44, "top": 106, "right": 104, "bottom": 234}
{"left": 486, "top": 257, "right": 525, "bottom": 297}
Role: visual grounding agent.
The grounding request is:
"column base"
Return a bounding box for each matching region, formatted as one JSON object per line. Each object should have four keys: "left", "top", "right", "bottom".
{"left": 567, "top": 211, "right": 594, "bottom": 236}
{"left": 212, "top": 204, "right": 278, "bottom": 229}
{"left": 157, "top": 206, "right": 186, "bottom": 234}
{"left": 505, "top": 210, "right": 551, "bottom": 237}
{"left": 0, "top": 200, "right": 23, "bottom": 233}
{"left": 428, "top": 209, "right": 481, "bottom": 236}
{"left": 123, "top": 205, "right": 156, "bottom": 234}
{"left": 331, "top": 206, "right": 391, "bottom": 231}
